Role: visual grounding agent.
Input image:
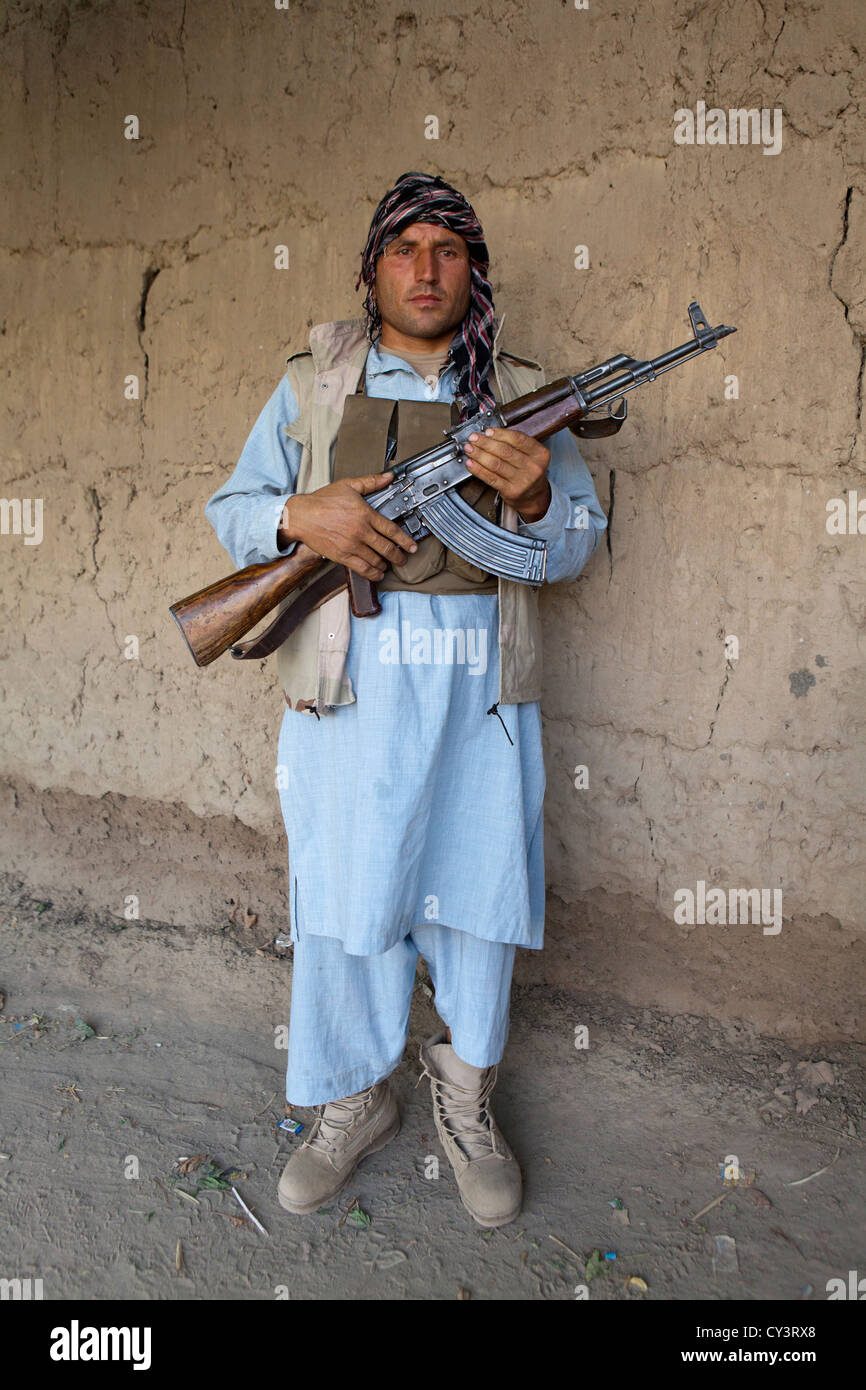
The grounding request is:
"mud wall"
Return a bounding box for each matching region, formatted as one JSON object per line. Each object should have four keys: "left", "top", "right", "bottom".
{"left": 1, "top": 0, "right": 864, "bottom": 1035}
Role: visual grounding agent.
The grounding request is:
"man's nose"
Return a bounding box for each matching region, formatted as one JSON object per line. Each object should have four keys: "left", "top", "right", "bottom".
{"left": 413, "top": 249, "right": 440, "bottom": 282}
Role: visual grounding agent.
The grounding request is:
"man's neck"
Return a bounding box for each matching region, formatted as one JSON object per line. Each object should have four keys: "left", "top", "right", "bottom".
{"left": 378, "top": 322, "right": 457, "bottom": 356}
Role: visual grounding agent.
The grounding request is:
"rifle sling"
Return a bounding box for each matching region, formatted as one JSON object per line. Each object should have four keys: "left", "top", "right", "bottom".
{"left": 569, "top": 412, "right": 626, "bottom": 438}
{"left": 230, "top": 565, "right": 348, "bottom": 660}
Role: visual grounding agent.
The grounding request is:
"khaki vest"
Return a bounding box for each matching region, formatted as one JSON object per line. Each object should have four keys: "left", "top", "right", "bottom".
{"left": 334, "top": 370, "right": 498, "bottom": 594}
{"left": 275, "top": 318, "right": 547, "bottom": 712}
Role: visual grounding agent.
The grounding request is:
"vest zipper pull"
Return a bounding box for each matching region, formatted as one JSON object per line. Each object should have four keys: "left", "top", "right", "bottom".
{"left": 486, "top": 702, "right": 514, "bottom": 745}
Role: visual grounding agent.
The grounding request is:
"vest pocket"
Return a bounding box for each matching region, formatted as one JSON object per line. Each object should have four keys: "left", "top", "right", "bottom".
{"left": 387, "top": 534, "right": 447, "bottom": 584}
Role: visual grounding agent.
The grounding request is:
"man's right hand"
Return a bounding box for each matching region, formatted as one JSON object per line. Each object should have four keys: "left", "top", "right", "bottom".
{"left": 278, "top": 473, "right": 418, "bottom": 581}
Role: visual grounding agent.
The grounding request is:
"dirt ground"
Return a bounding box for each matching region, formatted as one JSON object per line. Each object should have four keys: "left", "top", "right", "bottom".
{"left": 0, "top": 874, "right": 863, "bottom": 1302}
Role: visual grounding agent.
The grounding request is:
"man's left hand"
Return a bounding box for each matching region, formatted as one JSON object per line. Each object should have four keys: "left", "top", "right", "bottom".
{"left": 463, "top": 428, "right": 552, "bottom": 524}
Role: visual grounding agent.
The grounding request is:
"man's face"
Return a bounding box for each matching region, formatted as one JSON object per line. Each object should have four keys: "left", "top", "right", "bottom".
{"left": 372, "top": 221, "right": 472, "bottom": 342}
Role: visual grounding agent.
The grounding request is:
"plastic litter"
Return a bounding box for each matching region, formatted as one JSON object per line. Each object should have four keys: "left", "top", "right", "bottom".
{"left": 711, "top": 1234, "right": 739, "bottom": 1274}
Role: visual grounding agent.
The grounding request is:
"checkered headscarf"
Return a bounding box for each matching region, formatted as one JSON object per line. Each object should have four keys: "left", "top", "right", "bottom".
{"left": 355, "top": 170, "right": 497, "bottom": 420}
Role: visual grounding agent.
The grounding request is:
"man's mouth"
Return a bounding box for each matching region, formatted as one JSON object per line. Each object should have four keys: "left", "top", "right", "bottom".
{"left": 410, "top": 295, "right": 443, "bottom": 305}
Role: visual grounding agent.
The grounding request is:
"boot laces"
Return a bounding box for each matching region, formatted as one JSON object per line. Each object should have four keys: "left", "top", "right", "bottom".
{"left": 419, "top": 1063, "right": 501, "bottom": 1160}
{"left": 303, "top": 1083, "right": 377, "bottom": 1155}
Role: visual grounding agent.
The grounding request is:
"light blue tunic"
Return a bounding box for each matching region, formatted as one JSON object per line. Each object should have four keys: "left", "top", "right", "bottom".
{"left": 206, "top": 342, "right": 607, "bottom": 956}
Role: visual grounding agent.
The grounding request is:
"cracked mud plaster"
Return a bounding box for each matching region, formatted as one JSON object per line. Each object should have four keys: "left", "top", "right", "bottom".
{"left": 829, "top": 187, "right": 865, "bottom": 464}
{"left": 0, "top": 0, "right": 864, "bottom": 980}
{"left": 136, "top": 265, "right": 161, "bottom": 396}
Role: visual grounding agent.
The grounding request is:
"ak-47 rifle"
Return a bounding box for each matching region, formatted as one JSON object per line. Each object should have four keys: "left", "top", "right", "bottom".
{"left": 170, "top": 302, "right": 736, "bottom": 667}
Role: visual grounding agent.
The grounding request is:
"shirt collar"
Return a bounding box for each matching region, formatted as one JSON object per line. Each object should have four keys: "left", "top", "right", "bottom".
{"left": 365, "top": 336, "right": 458, "bottom": 378}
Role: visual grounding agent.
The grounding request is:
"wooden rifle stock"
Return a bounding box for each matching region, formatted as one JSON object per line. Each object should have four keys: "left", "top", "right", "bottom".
{"left": 169, "top": 542, "right": 327, "bottom": 667}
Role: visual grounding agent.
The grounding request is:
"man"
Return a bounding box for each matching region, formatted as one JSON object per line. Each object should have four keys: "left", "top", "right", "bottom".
{"left": 205, "top": 171, "right": 607, "bottom": 1229}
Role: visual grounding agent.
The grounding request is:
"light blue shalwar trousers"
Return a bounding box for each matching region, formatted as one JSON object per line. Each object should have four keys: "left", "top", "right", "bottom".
{"left": 285, "top": 922, "right": 516, "bottom": 1105}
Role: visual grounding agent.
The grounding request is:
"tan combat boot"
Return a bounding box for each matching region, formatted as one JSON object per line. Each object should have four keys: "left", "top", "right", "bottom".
{"left": 418, "top": 1030, "right": 522, "bottom": 1228}
{"left": 278, "top": 1079, "right": 400, "bottom": 1215}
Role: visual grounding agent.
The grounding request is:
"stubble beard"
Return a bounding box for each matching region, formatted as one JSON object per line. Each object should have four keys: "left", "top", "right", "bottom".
{"left": 374, "top": 284, "right": 470, "bottom": 344}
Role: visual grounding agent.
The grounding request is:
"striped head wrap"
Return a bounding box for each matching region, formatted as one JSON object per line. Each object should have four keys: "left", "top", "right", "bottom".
{"left": 355, "top": 170, "right": 497, "bottom": 420}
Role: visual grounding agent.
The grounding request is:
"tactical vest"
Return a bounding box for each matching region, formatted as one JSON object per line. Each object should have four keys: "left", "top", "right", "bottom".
{"left": 333, "top": 366, "right": 499, "bottom": 594}
{"left": 274, "top": 318, "right": 547, "bottom": 713}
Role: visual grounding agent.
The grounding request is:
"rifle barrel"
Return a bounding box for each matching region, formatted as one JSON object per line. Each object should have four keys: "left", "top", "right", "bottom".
{"left": 581, "top": 322, "right": 736, "bottom": 412}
